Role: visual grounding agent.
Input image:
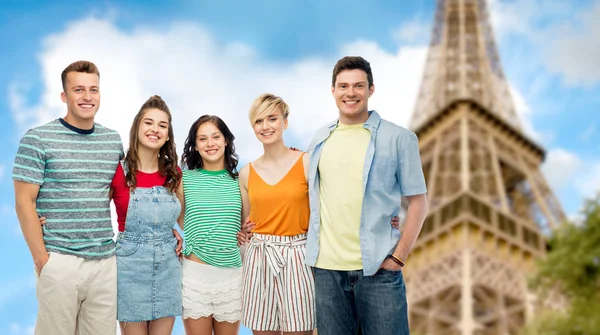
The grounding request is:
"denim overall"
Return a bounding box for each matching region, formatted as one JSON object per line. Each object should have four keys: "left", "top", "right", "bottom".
{"left": 116, "top": 163, "right": 182, "bottom": 322}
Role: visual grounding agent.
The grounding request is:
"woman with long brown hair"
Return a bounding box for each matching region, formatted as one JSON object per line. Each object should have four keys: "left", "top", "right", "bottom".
{"left": 111, "top": 95, "right": 183, "bottom": 334}
{"left": 178, "top": 115, "right": 243, "bottom": 335}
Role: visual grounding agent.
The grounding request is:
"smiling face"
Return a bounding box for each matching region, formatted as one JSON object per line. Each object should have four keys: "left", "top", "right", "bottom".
{"left": 195, "top": 121, "right": 227, "bottom": 169}
{"left": 252, "top": 107, "right": 288, "bottom": 145}
{"left": 137, "top": 108, "right": 170, "bottom": 152}
{"left": 332, "top": 68, "right": 374, "bottom": 124}
{"left": 60, "top": 71, "right": 100, "bottom": 128}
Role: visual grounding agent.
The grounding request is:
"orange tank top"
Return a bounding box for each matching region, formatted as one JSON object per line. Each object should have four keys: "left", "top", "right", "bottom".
{"left": 248, "top": 153, "right": 310, "bottom": 236}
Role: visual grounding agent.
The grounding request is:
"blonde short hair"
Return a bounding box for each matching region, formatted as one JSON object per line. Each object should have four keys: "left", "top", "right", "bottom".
{"left": 248, "top": 93, "right": 290, "bottom": 125}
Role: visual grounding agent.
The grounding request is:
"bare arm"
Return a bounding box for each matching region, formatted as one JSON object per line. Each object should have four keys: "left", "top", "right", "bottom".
{"left": 176, "top": 180, "right": 185, "bottom": 230}
{"left": 302, "top": 152, "right": 310, "bottom": 182}
{"left": 14, "top": 180, "right": 47, "bottom": 274}
{"left": 393, "top": 193, "right": 428, "bottom": 262}
{"left": 237, "top": 165, "right": 254, "bottom": 245}
{"left": 239, "top": 165, "right": 250, "bottom": 222}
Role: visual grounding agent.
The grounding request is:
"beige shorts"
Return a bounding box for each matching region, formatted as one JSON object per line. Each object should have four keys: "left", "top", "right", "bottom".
{"left": 35, "top": 252, "right": 116, "bottom": 335}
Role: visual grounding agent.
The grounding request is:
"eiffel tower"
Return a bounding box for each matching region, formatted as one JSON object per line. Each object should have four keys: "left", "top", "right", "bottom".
{"left": 404, "top": 0, "right": 565, "bottom": 334}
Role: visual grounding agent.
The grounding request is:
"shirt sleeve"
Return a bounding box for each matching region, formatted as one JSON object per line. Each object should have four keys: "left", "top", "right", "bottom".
{"left": 12, "top": 130, "right": 45, "bottom": 185}
{"left": 308, "top": 127, "right": 326, "bottom": 154}
{"left": 117, "top": 134, "right": 125, "bottom": 160}
{"left": 397, "top": 131, "right": 427, "bottom": 196}
{"left": 111, "top": 162, "right": 124, "bottom": 190}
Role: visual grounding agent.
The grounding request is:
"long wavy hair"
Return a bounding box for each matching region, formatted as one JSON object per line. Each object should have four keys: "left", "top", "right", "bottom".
{"left": 181, "top": 115, "right": 239, "bottom": 180}
{"left": 125, "top": 95, "right": 180, "bottom": 193}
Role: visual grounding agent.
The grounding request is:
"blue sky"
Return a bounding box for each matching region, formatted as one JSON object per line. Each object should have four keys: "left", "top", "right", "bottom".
{"left": 1, "top": 0, "right": 599, "bottom": 334}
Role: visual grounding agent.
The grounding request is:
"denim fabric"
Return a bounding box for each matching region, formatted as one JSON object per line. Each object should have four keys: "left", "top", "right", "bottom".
{"left": 314, "top": 268, "right": 409, "bottom": 335}
{"left": 306, "top": 110, "right": 427, "bottom": 276}
{"left": 116, "top": 186, "right": 182, "bottom": 322}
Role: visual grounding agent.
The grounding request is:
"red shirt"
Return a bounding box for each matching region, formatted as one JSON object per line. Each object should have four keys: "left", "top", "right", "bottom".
{"left": 111, "top": 163, "right": 181, "bottom": 232}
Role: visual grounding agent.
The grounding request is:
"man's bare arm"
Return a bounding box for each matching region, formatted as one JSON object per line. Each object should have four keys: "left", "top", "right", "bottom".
{"left": 14, "top": 180, "right": 47, "bottom": 274}
{"left": 393, "top": 193, "right": 428, "bottom": 263}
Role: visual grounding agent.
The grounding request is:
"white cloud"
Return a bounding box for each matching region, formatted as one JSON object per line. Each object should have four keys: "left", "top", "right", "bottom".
{"left": 0, "top": 164, "right": 5, "bottom": 182}
{"left": 391, "top": 19, "right": 430, "bottom": 44}
{"left": 486, "top": 0, "right": 534, "bottom": 40}
{"left": 542, "top": 148, "right": 600, "bottom": 212}
{"left": 8, "top": 322, "right": 34, "bottom": 335}
{"left": 544, "top": 1, "right": 600, "bottom": 85}
{"left": 508, "top": 85, "right": 554, "bottom": 142}
{"left": 539, "top": 148, "right": 600, "bottom": 224}
{"left": 8, "top": 17, "right": 428, "bottom": 164}
{"left": 487, "top": 0, "right": 574, "bottom": 41}
{"left": 574, "top": 161, "right": 600, "bottom": 199}
{"left": 487, "top": 0, "right": 600, "bottom": 86}
{"left": 542, "top": 148, "right": 584, "bottom": 191}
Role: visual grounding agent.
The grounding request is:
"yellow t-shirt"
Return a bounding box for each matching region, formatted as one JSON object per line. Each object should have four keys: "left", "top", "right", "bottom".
{"left": 315, "top": 122, "right": 370, "bottom": 270}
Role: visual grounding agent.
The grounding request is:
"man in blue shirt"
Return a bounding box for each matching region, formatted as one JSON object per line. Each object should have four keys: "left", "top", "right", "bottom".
{"left": 306, "top": 56, "right": 429, "bottom": 335}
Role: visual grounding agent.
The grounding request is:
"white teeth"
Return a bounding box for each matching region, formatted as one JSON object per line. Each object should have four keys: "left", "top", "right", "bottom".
{"left": 344, "top": 101, "right": 358, "bottom": 105}
{"left": 80, "top": 104, "right": 93, "bottom": 108}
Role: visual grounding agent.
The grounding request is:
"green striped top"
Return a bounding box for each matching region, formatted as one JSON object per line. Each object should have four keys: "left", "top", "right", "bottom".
{"left": 182, "top": 169, "right": 242, "bottom": 268}
{"left": 12, "top": 119, "right": 123, "bottom": 259}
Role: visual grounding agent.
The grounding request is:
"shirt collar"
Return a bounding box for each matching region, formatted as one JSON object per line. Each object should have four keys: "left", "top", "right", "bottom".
{"left": 326, "top": 110, "right": 381, "bottom": 131}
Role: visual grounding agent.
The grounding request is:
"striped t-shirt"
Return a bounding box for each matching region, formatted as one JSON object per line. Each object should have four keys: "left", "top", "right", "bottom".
{"left": 182, "top": 169, "right": 242, "bottom": 268}
{"left": 12, "top": 118, "right": 123, "bottom": 259}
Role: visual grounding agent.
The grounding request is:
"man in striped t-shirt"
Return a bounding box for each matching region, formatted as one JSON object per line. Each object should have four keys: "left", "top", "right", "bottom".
{"left": 13, "top": 61, "right": 123, "bottom": 335}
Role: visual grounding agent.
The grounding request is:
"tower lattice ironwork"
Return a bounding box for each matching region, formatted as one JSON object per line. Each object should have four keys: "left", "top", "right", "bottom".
{"left": 405, "top": 1, "right": 565, "bottom": 334}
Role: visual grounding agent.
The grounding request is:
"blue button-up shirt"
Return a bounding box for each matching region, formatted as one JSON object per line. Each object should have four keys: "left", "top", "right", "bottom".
{"left": 306, "top": 110, "right": 427, "bottom": 276}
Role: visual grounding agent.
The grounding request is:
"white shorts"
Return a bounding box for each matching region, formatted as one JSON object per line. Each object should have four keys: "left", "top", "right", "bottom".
{"left": 242, "top": 233, "right": 316, "bottom": 332}
{"left": 182, "top": 258, "right": 242, "bottom": 323}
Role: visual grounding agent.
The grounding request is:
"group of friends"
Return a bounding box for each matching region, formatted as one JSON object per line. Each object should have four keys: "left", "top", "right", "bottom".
{"left": 13, "top": 56, "right": 429, "bottom": 335}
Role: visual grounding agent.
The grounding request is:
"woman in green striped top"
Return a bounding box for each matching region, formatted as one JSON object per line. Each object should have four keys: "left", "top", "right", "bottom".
{"left": 176, "top": 115, "right": 243, "bottom": 335}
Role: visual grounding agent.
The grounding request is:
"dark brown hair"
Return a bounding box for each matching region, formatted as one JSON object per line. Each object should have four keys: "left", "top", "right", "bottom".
{"left": 331, "top": 56, "right": 373, "bottom": 88}
{"left": 125, "top": 95, "right": 180, "bottom": 193}
{"left": 61, "top": 60, "right": 100, "bottom": 91}
{"left": 181, "top": 115, "right": 239, "bottom": 180}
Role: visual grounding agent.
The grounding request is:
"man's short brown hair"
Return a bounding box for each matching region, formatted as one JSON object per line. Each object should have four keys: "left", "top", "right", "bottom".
{"left": 331, "top": 56, "right": 373, "bottom": 88}
{"left": 61, "top": 60, "right": 100, "bottom": 91}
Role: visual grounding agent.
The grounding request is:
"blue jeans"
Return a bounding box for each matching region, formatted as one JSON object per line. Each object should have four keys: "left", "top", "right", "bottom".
{"left": 314, "top": 268, "right": 409, "bottom": 335}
